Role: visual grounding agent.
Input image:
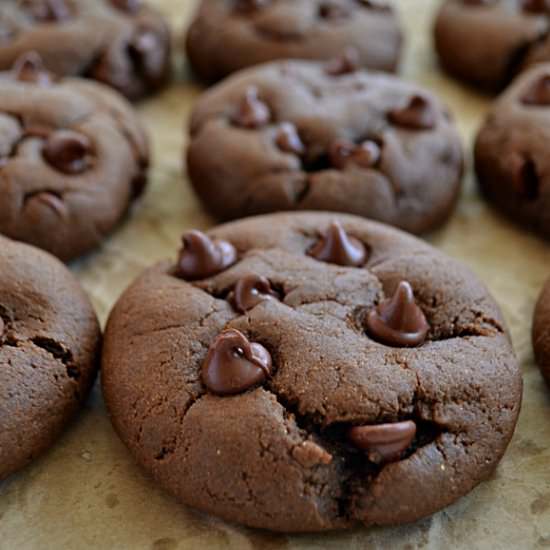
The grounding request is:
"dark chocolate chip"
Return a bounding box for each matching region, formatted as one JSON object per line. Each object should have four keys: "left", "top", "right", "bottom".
{"left": 358, "top": 0, "right": 392, "bottom": 11}
{"left": 319, "top": 2, "right": 351, "bottom": 19}
{"left": 521, "top": 0, "right": 550, "bottom": 13}
{"left": 234, "top": 0, "right": 270, "bottom": 13}
{"left": 325, "top": 48, "right": 360, "bottom": 76}
{"left": 202, "top": 329, "right": 273, "bottom": 396}
{"left": 128, "top": 27, "right": 166, "bottom": 84}
{"left": 275, "top": 123, "right": 305, "bottom": 155}
{"left": 109, "top": 0, "right": 142, "bottom": 13}
{"left": 176, "top": 230, "right": 237, "bottom": 281}
{"left": 510, "top": 154, "right": 540, "bottom": 201}
{"left": 0, "top": 317, "right": 4, "bottom": 339}
{"left": 234, "top": 87, "right": 271, "bottom": 129}
{"left": 20, "top": 0, "right": 72, "bottom": 22}
{"left": 522, "top": 75, "right": 550, "bottom": 105}
{"left": 365, "top": 281, "right": 429, "bottom": 347}
{"left": 232, "top": 274, "right": 278, "bottom": 313}
{"left": 348, "top": 420, "right": 417, "bottom": 463}
{"left": 42, "top": 130, "right": 93, "bottom": 174}
{"left": 388, "top": 95, "right": 436, "bottom": 130}
{"left": 26, "top": 191, "right": 67, "bottom": 218}
{"left": 308, "top": 221, "right": 367, "bottom": 267}
{"left": 12, "top": 52, "right": 53, "bottom": 86}
{"left": 329, "top": 139, "right": 381, "bottom": 169}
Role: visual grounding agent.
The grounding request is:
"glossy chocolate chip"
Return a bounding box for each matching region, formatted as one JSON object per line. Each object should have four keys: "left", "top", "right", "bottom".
{"left": 275, "top": 123, "right": 305, "bottom": 155}
{"left": 521, "top": 0, "right": 550, "bottom": 13}
{"left": 12, "top": 52, "right": 53, "bottom": 86}
{"left": 325, "top": 48, "right": 360, "bottom": 76}
{"left": 319, "top": 2, "right": 351, "bottom": 19}
{"left": 358, "top": 0, "right": 392, "bottom": 10}
{"left": 26, "top": 191, "right": 67, "bottom": 218}
{"left": 510, "top": 155, "right": 539, "bottom": 201}
{"left": 232, "top": 274, "right": 278, "bottom": 313}
{"left": 176, "top": 230, "right": 237, "bottom": 281}
{"left": 388, "top": 95, "right": 436, "bottom": 130}
{"left": 234, "top": 0, "right": 270, "bottom": 12}
{"left": 329, "top": 139, "right": 381, "bottom": 169}
{"left": 43, "top": 130, "right": 93, "bottom": 174}
{"left": 234, "top": 87, "right": 271, "bottom": 129}
{"left": 365, "top": 281, "right": 429, "bottom": 347}
{"left": 128, "top": 27, "right": 165, "bottom": 83}
{"left": 20, "top": 0, "right": 72, "bottom": 22}
{"left": 0, "top": 317, "right": 4, "bottom": 339}
{"left": 348, "top": 420, "right": 417, "bottom": 463}
{"left": 110, "top": 0, "right": 142, "bottom": 13}
{"left": 308, "top": 221, "right": 367, "bottom": 267}
{"left": 202, "top": 329, "right": 273, "bottom": 396}
{"left": 522, "top": 75, "right": 550, "bottom": 105}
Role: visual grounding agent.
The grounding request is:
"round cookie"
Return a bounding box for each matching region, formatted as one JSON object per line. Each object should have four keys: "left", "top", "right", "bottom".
{"left": 102, "top": 212, "right": 522, "bottom": 533}
{"left": 475, "top": 64, "right": 550, "bottom": 240}
{"left": 0, "top": 0, "right": 170, "bottom": 101}
{"left": 0, "top": 235, "right": 100, "bottom": 481}
{"left": 534, "top": 278, "right": 550, "bottom": 386}
{"left": 186, "top": 59, "right": 464, "bottom": 235}
{"left": 185, "top": 0, "right": 402, "bottom": 82}
{"left": 0, "top": 53, "right": 149, "bottom": 261}
{"left": 434, "top": 0, "right": 550, "bottom": 92}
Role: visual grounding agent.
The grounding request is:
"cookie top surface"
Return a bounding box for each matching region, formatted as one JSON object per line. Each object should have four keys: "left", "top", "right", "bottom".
{"left": 102, "top": 212, "right": 521, "bottom": 533}
{"left": 475, "top": 64, "right": 550, "bottom": 239}
{"left": 434, "top": 0, "right": 550, "bottom": 91}
{"left": 185, "top": 0, "right": 402, "bottom": 82}
{"left": 0, "top": 235, "right": 101, "bottom": 481}
{"left": 0, "top": 0, "right": 170, "bottom": 100}
{"left": 534, "top": 278, "right": 550, "bottom": 385}
{"left": 187, "top": 60, "right": 463, "bottom": 235}
{"left": 0, "top": 54, "right": 149, "bottom": 261}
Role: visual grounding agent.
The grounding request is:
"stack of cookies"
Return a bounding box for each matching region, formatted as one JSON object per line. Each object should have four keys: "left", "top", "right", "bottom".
{"left": 0, "top": 0, "right": 548, "bottom": 540}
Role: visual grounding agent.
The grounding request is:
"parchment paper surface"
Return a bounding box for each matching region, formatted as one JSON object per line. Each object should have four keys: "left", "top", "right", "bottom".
{"left": 1, "top": 1, "right": 550, "bottom": 548}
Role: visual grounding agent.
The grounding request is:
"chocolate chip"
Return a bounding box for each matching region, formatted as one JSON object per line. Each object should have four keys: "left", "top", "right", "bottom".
{"left": 521, "top": 0, "right": 550, "bottom": 13}
{"left": 348, "top": 420, "right": 417, "bottom": 463}
{"left": 329, "top": 139, "right": 381, "bottom": 169}
{"left": 128, "top": 27, "right": 165, "bottom": 84}
{"left": 510, "top": 154, "right": 539, "bottom": 201}
{"left": 0, "top": 317, "right": 4, "bottom": 339}
{"left": 275, "top": 123, "right": 305, "bottom": 155}
{"left": 358, "top": 0, "right": 392, "bottom": 10}
{"left": 12, "top": 52, "right": 53, "bottom": 86}
{"left": 176, "top": 230, "right": 237, "bottom": 281}
{"left": 308, "top": 221, "right": 367, "bottom": 267}
{"left": 234, "top": 87, "right": 271, "bottom": 129}
{"left": 20, "top": 0, "right": 72, "bottom": 22}
{"left": 325, "top": 48, "right": 360, "bottom": 76}
{"left": 522, "top": 75, "right": 550, "bottom": 105}
{"left": 202, "top": 329, "right": 273, "bottom": 396}
{"left": 234, "top": 0, "right": 270, "bottom": 12}
{"left": 109, "top": 0, "right": 142, "bottom": 13}
{"left": 365, "top": 281, "right": 429, "bottom": 347}
{"left": 26, "top": 191, "right": 67, "bottom": 218}
{"left": 319, "top": 2, "right": 351, "bottom": 19}
{"left": 388, "top": 95, "right": 436, "bottom": 130}
{"left": 43, "top": 130, "right": 93, "bottom": 174}
{"left": 232, "top": 274, "right": 278, "bottom": 313}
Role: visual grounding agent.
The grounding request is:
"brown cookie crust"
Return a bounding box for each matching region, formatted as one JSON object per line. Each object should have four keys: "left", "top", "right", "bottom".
{"left": 0, "top": 0, "right": 171, "bottom": 100}
{"left": 102, "top": 212, "right": 521, "bottom": 532}
{"left": 0, "top": 62, "right": 149, "bottom": 261}
{"left": 185, "top": 0, "right": 402, "bottom": 83}
{"left": 187, "top": 60, "right": 464, "bottom": 235}
{"left": 534, "top": 278, "right": 550, "bottom": 386}
{"left": 474, "top": 64, "right": 550, "bottom": 240}
{"left": 0, "top": 235, "right": 101, "bottom": 481}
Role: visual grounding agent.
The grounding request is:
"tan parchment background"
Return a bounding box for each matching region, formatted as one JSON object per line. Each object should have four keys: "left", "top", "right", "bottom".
{"left": 1, "top": 1, "right": 550, "bottom": 548}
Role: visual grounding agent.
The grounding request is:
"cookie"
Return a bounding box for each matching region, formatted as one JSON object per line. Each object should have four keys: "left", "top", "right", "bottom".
{"left": 434, "top": 0, "right": 550, "bottom": 92}
{"left": 102, "top": 212, "right": 521, "bottom": 532}
{"left": 534, "top": 278, "right": 550, "bottom": 386}
{"left": 0, "top": 235, "right": 101, "bottom": 481}
{"left": 0, "top": 53, "right": 149, "bottom": 261}
{"left": 185, "top": 0, "right": 402, "bottom": 83}
{"left": 186, "top": 59, "right": 464, "bottom": 235}
{"left": 475, "top": 64, "right": 550, "bottom": 239}
{"left": 0, "top": 0, "right": 170, "bottom": 100}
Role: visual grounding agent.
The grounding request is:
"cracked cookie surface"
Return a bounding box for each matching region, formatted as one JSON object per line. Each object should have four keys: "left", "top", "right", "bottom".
{"left": 475, "top": 64, "right": 550, "bottom": 240}
{"left": 0, "top": 235, "right": 101, "bottom": 481}
{"left": 0, "top": 0, "right": 170, "bottom": 100}
{"left": 186, "top": 60, "right": 464, "bottom": 235}
{"left": 185, "top": 0, "right": 402, "bottom": 83}
{"left": 102, "top": 212, "right": 521, "bottom": 532}
{"left": 534, "top": 278, "right": 550, "bottom": 386}
{"left": 0, "top": 55, "right": 149, "bottom": 261}
{"left": 434, "top": 0, "right": 550, "bottom": 92}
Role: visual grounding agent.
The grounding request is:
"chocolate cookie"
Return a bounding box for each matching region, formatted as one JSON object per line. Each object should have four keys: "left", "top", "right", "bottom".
{"left": 434, "top": 0, "right": 550, "bottom": 92}
{"left": 0, "top": 0, "right": 170, "bottom": 100}
{"left": 0, "top": 235, "right": 100, "bottom": 481}
{"left": 475, "top": 64, "right": 550, "bottom": 239}
{"left": 185, "top": 0, "right": 402, "bottom": 82}
{"left": 186, "top": 59, "right": 464, "bottom": 234}
{"left": 534, "top": 278, "right": 550, "bottom": 386}
{"left": 102, "top": 212, "right": 521, "bottom": 532}
{"left": 0, "top": 53, "right": 149, "bottom": 261}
